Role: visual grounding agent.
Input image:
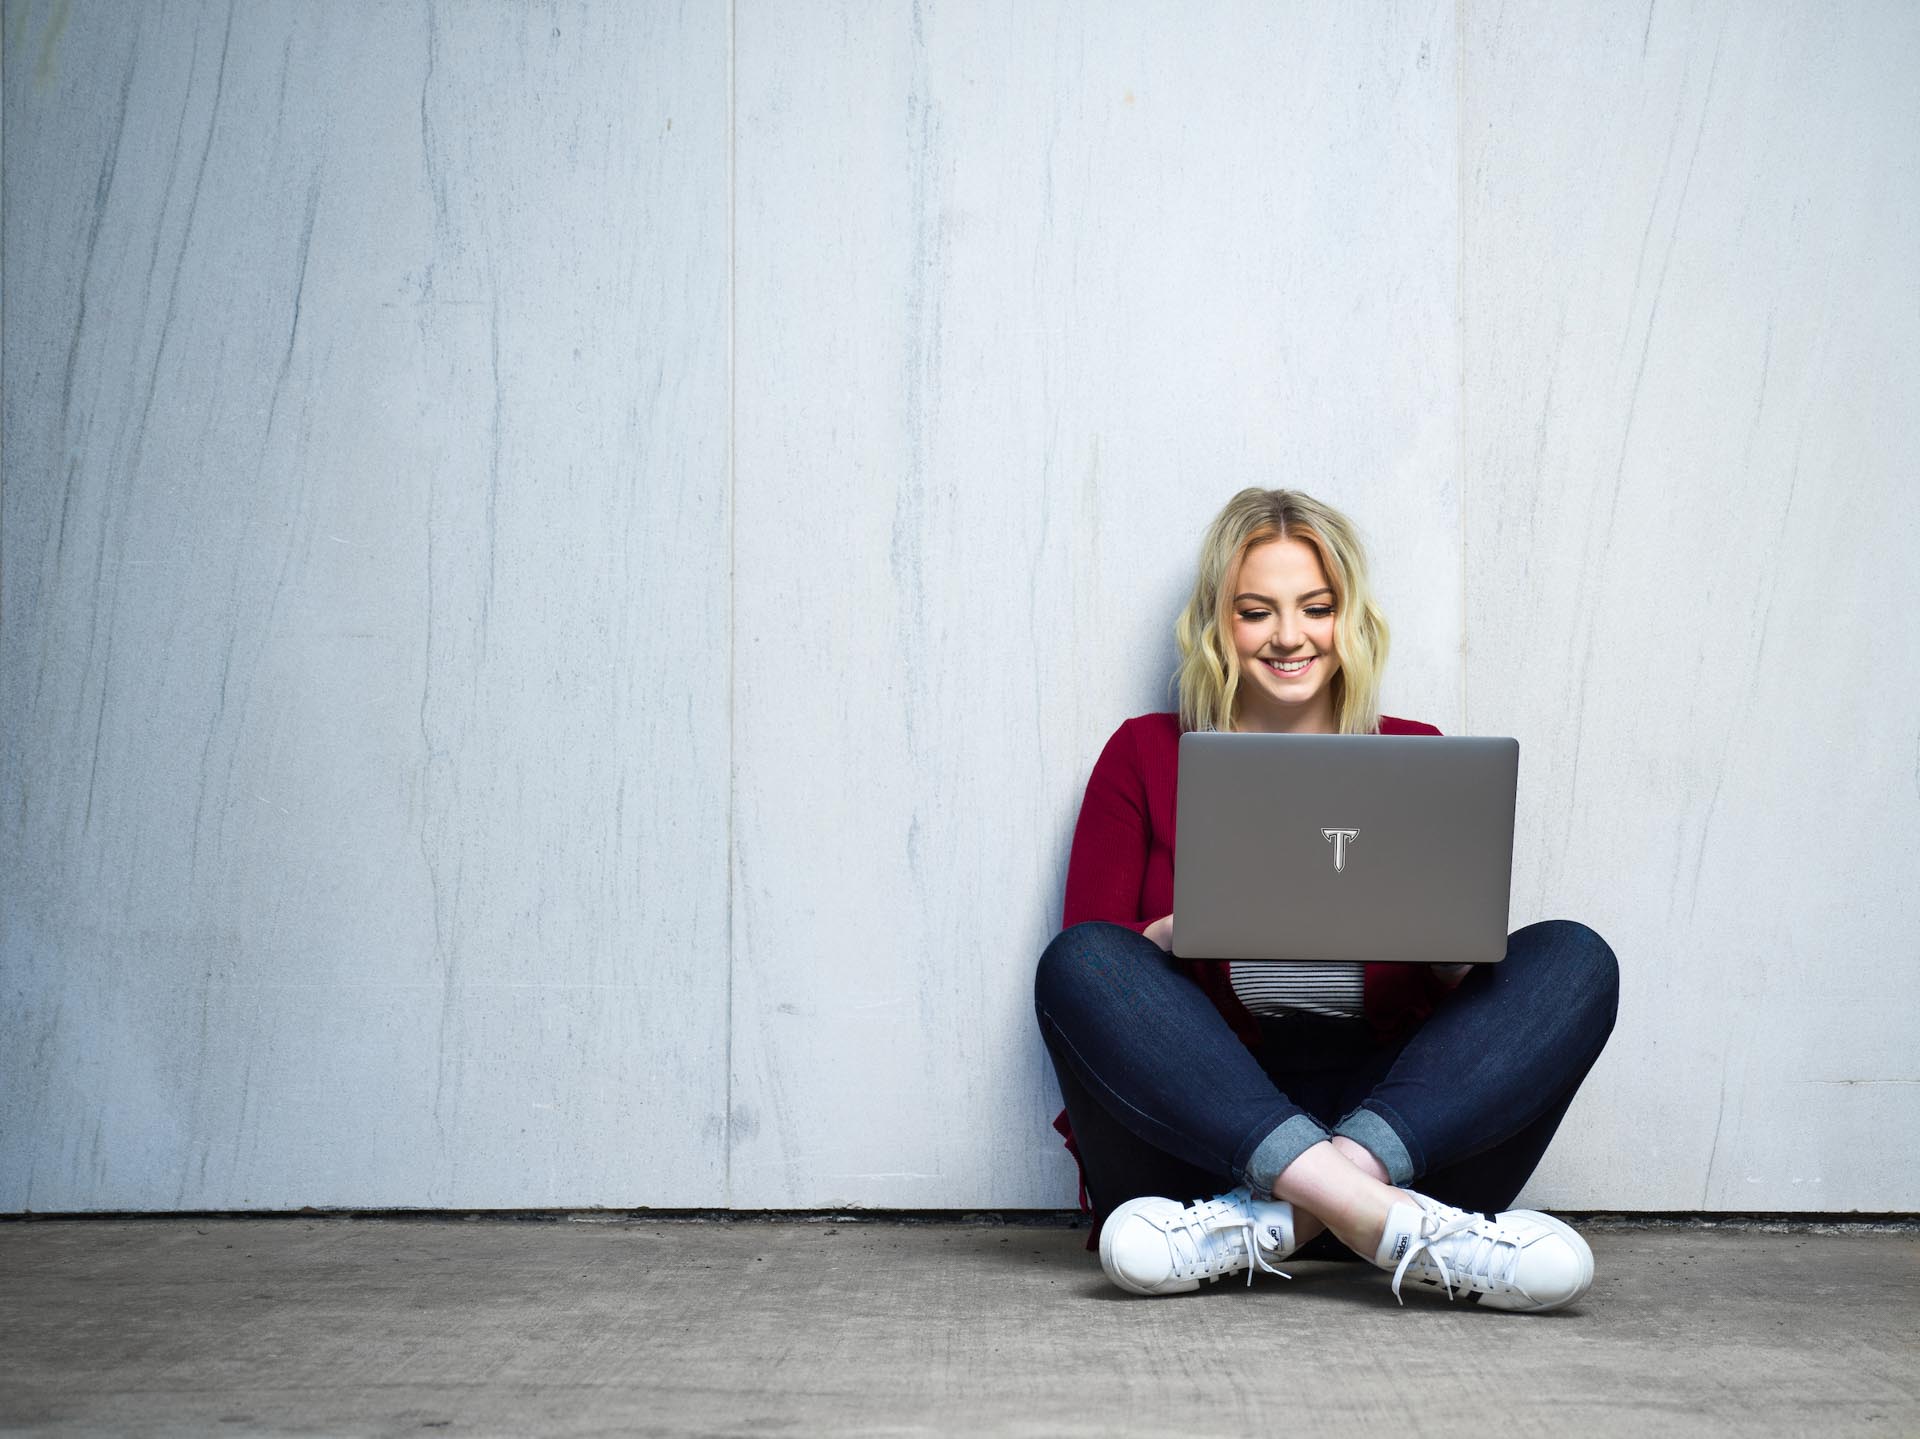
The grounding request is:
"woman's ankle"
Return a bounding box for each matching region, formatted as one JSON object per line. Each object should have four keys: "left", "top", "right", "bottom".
{"left": 1284, "top": 1208, "right": 1329, "bottom": 1248}
{"left": 1329, "top": 1134, "right": 1390, "bottom": 1184}
{"left": 1271, "top": 1141, "right": 1407, "bottom": 1257}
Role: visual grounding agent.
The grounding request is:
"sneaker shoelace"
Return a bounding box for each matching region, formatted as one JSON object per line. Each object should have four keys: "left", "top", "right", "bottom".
{"left": 1389, "top": 1204, "right": 1523, "bottom": 1304}
{"left": 1152, "top": 1195, "right": 1293, "bottom": 1288}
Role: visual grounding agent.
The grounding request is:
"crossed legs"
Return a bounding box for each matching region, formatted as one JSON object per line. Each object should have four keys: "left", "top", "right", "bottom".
{"left": 1034, "top": 920, "right": 1619, "bottom": 1259}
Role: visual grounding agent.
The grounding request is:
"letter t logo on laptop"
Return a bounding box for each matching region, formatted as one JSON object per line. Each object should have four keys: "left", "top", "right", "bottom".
{"left": 1321, "top": 828, "right": 1358, "bottom": 873}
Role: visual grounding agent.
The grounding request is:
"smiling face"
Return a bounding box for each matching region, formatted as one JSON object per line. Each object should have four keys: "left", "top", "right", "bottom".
{"left": 1227, "top": 536, "right": 1344, "bottom": 733}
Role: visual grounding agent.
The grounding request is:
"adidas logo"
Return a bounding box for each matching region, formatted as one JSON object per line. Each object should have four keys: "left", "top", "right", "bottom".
{"left": 1391, "top": 1235, "right": 1410, "bottom": 1263}
{"left": 1266, "top": 1226, "right": 1283, "bottom": 1244}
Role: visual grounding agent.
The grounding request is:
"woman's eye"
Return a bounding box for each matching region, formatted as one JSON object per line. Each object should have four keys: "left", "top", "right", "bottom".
{"left": 1237, "top": 610, "right": 1270, "bottom": 621}
{"left": 1308, "top": 607, "right": 1335, "bottom": 618}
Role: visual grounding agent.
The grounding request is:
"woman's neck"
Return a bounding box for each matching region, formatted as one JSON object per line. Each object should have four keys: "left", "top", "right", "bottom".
{"left": 1231, "top": 694, "right": 1339, "bottom": 735}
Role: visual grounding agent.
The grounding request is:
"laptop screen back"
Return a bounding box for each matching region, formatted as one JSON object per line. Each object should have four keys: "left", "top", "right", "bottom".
{"left": 1170, "top": 733, "right": 1518, "bottom": 965}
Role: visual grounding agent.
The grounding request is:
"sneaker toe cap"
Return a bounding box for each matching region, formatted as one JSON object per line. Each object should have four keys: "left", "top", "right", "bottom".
{"left": 1516, "top": 1248, "right": 1589, "bottom": 1306}
{"left": 1100, "top": 1198, "right": 1190, "bottom": 1295}
{"left": 1107, "top": 1217, "right": 1178, "bottom": 1290}
{"left": 1512, "top": 1221, "right": 1595, "bottom": 1309}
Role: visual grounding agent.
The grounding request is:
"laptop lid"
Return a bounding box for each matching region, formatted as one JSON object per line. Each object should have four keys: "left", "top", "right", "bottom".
{"left": 1170, "top": 733, "right": 1519, "bottom": 965}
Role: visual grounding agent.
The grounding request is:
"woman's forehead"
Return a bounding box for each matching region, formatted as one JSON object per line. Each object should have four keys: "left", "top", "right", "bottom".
{"left": 1235, "top": 536, "right": 1328, "bottom": 591}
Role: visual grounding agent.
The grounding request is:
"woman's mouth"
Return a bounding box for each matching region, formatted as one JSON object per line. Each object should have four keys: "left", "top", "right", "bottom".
{"left": 1261, "top": 656, "right": 1315, "bottom": 677}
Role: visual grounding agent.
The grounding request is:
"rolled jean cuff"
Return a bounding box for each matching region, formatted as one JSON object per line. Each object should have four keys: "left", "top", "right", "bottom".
{"left": 1333, "top": 1101, "right": 1421, "bottom": 1187}
{"left": 1239, "top": 1113, "right": 1331, "bottom": 1195}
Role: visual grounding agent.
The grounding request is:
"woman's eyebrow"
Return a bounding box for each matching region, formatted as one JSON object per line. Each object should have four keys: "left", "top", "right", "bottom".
{"left": 1234, "top": 589, "right": 1334, "bottom": 603}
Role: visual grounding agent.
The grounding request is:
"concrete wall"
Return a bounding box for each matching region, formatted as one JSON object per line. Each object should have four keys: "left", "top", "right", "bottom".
{"left": 1464, "top": 1, "right": 1920, "bottom": 1210}
{"left": 2, "top": 0, "right": 1913, "bottom": 1213}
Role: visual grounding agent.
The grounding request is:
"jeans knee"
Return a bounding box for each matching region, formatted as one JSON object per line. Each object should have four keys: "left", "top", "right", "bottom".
{"left": 1034, "top": 922, "right": 1090, "bottom": 1014}
{"left": 1034, "top": 921, "right": 1133, "bottom": 1016}
{"left": 1534, "top": 918, "right": 1619, "bottom": 1029}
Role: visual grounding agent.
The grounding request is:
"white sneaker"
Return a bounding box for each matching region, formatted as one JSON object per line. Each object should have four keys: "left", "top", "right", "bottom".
{"left": 1098, "top": 1187, "right": 1298, "bottom": 1296}
{"left": 1372, "top": 1191, "right": 1595, "bottom": 1313}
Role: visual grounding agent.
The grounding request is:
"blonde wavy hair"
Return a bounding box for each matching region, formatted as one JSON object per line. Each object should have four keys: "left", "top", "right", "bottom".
{"left": 1172, "top": 489, "right": 1391, "bottom": 735}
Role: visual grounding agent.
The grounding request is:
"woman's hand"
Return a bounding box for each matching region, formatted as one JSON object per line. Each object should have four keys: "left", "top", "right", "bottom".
{"left": 1430, "top": 962, "right": 1472, "bottom": 988}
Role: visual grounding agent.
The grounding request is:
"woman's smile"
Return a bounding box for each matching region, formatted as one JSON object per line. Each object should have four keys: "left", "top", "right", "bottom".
{"left": 1260, "top": 655, "right": 1317, "bottom": 677}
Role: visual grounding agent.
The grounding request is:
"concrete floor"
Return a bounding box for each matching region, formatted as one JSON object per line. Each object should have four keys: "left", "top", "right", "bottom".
{"left": 1, "top": 1218, "right": 1915, "bottom": 1438}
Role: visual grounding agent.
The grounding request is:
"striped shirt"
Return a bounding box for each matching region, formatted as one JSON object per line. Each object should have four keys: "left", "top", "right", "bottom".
{"left": 1228, "top": 961, "right": 1365, "bottom": 1019}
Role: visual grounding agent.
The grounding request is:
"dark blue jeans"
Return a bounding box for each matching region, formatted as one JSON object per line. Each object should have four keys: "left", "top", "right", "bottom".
{"left": 1034, "top": 920, "right": 1618, "bottom": 1241}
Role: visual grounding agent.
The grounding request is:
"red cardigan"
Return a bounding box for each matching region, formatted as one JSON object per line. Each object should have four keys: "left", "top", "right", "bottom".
{"left": 1050, "top": 711, "right": 1450, "bottom": 1220}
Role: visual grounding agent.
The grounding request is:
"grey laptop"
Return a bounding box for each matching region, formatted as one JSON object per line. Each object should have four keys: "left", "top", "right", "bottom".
{"left": 1170, "top": 733, "right": 1519, "bottom": 965}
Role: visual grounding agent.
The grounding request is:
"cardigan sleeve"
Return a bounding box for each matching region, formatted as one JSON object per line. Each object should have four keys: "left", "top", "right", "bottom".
{"left": 1060, "top": 720, "right": 1155, "bottom": 935}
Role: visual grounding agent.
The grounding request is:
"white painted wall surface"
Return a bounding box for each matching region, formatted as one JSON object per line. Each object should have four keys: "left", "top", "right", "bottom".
{"left": 3, "top": 2, "right": 732, "bottom": 1209}
{"left": 2, "top": 1, "right": 1913, "bottom": 1213}
{"left": 730, "top": 0, "right": 1460, "bottom": 1208}
{"left": 1463, "top": 2, "right": 1920, "bottom": 1212}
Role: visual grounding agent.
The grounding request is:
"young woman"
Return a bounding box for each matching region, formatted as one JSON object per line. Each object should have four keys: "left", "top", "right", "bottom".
{"left": 1033, "top": 489, "right": 1619, "bottom": 1312}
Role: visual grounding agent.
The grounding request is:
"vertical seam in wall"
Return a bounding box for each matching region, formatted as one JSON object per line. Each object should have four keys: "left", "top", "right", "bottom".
{"left": 723, "top": 0, "right": 737, "bottom": 1209}
{"left": 1, "top": 14, "right": 6, "bottom": 513}
{"left": 1455, "top": 0, "right": 1469, "bottom": 733}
